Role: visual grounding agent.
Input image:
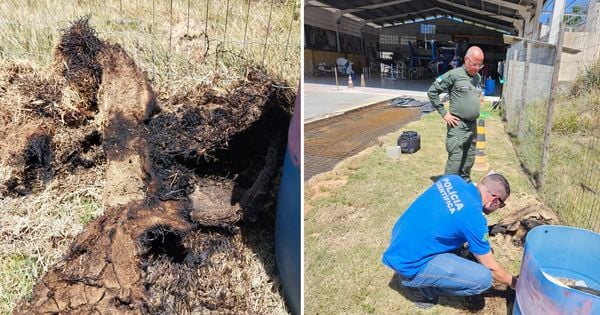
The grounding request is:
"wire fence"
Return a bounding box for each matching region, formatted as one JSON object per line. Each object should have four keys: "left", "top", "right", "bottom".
{"left": 502, "top": 14, "right": 600, "bottom": 233}
{"left": 0, "top": 0, "right": 301, "bottom": 87}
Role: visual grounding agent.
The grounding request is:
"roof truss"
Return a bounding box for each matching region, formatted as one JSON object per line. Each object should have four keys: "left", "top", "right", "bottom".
{"left": 340, "top": 0, "right": 414, "bottom": 14}
{"left": 308, "top": 0, "right": 541, "bottom": 33}
{"left": 436, "top": 0, "right": 516, "bottom": 23}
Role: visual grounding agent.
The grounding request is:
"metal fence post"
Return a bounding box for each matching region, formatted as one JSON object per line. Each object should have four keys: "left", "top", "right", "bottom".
{"left": 204, "top": 0, "right": 211, "bottom": 61}
{"left": 169, "top": 0, "right": 173, "bottom": 55}
{"left": 283, "top": 0, "right": 298, "bottom": 77}
{"left": 152, "top": 0, "right": 156, "bottom": 81}
{"left": 187, "top": 0, "right": 190, "bottom": 35}
{"left": 507, "top": 47, "right": 519, "bottom": 133}
{"left": 518, "top": 41, "right": 531, "bottom": 139}
{"left": 242, "top": 0, "right": 251, "bottom": 52}
{"left": 540, "top": 21, "right": 565, "bottom": 187}
{"left": 261, "top": 0, "right": 275, "bottom": 67}
{"left": 500, "top": 49, "right": 511, "bottom": 121}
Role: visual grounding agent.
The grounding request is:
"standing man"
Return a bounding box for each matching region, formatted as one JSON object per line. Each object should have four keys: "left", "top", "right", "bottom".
{"left": 382, "top": 173, "right": 517, "bottom": 308}
{"left": 428, "top": 46, "right": 485, "bottom": 182}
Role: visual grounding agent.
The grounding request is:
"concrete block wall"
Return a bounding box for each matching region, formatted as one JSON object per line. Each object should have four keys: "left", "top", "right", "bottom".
{"left": 504, "top": 25, "right": 600, "bottom": 134}
{"left": 560, "top": 30, "right": 600, "bottom": 82}
{"left": 559, "top": 7, "right": 600, "bottom": 82}
{"left": 502, "top": 42, "right": 554, "bottom": 135}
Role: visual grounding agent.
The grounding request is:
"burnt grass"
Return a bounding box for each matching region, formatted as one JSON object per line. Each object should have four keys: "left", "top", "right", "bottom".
{"left": 2, "top": 18, "right": 294, "bottom": 314}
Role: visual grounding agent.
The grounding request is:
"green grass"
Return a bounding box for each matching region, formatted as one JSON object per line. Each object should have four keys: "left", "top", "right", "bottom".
{"left": 0, "top": 255, "right": 39, "bottom": 314}
{"left": 305, "top": 105, "right": 533, "bottom": 314}
{"left": 77, "top": 197, "right": 103, "bottom": 225}
{"left": 510, "top": 73, "right": 600, "bottom": 231}
{"left": 571, "top": 59, "right": 600, "bottom": 96}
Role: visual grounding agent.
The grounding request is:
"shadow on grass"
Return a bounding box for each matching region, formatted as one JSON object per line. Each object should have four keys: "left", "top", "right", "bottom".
{"left": 387, "top": 273, "right": 515, "bottom": 314}
{"left": 429, "top": 175, "right": 443, "bottom": 182}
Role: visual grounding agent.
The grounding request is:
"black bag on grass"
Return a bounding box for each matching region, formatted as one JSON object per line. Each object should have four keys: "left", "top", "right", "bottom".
{"left": 397, "top": 131, "right": 420, "bottom": 154}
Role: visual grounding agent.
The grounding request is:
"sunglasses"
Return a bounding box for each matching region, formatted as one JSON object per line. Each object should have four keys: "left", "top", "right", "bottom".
{"left": 465, "top": 57, "right": 484, "bottom": 69}
{"left": 492, "top": 194, "right": 506, "bottom": 208}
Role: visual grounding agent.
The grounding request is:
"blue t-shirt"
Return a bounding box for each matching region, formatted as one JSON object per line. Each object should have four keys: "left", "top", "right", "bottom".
{"left": 382, "top": 175, "right": 491, "bottom": 278}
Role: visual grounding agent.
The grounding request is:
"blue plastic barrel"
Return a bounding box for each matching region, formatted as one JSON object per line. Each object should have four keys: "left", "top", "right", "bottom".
{"left": 275, "top": 147, "right": 300, "bottom": 315}
{"left": 514, "top": 225, "right": 600, "bottom": 314}
{"left": 275, "top": 87, "right": 300, "bottom": 315}
{"left": 484, "top": 79, "right": 495, "bottom": 96}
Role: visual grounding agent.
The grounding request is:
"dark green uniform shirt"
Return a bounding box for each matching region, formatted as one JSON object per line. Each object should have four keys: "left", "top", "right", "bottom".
{"left": 427, "top": 66, "right": 482, "bottom": 121}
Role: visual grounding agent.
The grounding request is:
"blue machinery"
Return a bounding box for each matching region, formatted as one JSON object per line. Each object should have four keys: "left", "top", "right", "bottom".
{"left": 377, "top": 41, "right": 463, "bottom": 80}
{"left": 404, "top": 41, "right": 461, "bottom": 79}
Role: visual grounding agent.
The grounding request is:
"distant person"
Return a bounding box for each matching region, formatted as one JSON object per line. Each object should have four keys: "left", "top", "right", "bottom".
{"left": 382, "top": 173, "right": 518, "bottom": 308}
{"left": 427, "top": 46, "right": 484, "bottom": 182}
{"left": 336, "top": 57, "right": 354, "bottom": 75}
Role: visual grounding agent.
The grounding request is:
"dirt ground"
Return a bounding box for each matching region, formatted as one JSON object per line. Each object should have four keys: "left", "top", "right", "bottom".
{"left": 1, "top": 18, "right": 294, "bottom": 314}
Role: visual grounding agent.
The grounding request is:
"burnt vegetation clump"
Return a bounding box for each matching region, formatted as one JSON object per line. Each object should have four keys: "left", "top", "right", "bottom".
{"left": 148, "top": 76, "right": 294, "bottom": 222}
{"left": 140, "top": 225, "right": 188, "bottom": 263}
{"left": 53, "top": 15, "right": 104, "bottom": 118}
{"left": 0, "top": 19, "right": 110, "bottom": 197}
{"left": 3, "top": 133, "right": 54, "bottom": 196}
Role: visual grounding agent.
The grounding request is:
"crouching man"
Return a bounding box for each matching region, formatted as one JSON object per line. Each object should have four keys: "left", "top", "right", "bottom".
{"left": 382, "top": 174, "right": 518, "bottom": 308}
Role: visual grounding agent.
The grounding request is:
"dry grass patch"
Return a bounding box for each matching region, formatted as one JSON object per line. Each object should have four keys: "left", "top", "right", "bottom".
{"left": 0, "top": 0, "right": 300, "bottom": 89}
{"left": 304, "top": 173, "right": 348, "bottom": 215}
{"left": 0, "top": 168, "right": 104, "bottom": 314}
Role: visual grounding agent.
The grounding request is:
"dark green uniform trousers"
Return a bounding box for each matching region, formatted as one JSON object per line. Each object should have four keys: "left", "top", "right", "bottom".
{"left": 444, "top": 120, "right": 477, "bottom": 182}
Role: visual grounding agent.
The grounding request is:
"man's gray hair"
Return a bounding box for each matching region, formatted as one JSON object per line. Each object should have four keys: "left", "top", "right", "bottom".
{"left": 481, "top": 173, "right": 510, "bottom": 197}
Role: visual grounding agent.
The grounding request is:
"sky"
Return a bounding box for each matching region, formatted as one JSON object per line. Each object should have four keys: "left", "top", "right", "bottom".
{"left": 540, "top": 0, "right": 590, "bottom": 24}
